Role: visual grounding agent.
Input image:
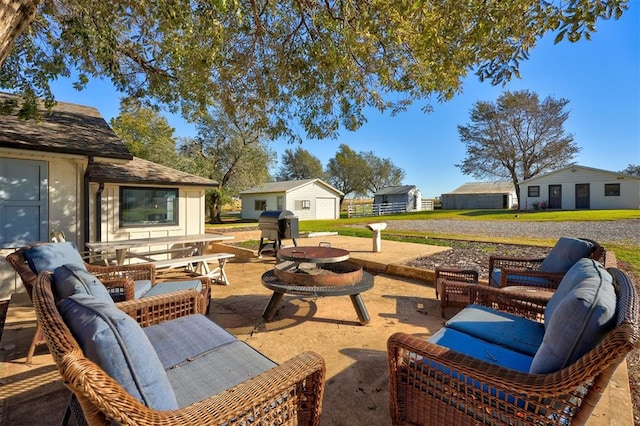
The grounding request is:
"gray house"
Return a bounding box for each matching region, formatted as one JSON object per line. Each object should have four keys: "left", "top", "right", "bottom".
{"left": 373, "top": 185, "right": 422, "bottom": 211}
{"left": 519, "top": 165, "right": 640, "bottom": 210}
{"left": 239, "top": 179, "right": 343, "bottom": 220}
{"left": 441, "top": 181, "right": 518, "bottom": 210}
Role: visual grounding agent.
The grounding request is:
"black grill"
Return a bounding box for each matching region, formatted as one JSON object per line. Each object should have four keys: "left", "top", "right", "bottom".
{"left": 258, "top": 210, "right": 299, "bottom": 256}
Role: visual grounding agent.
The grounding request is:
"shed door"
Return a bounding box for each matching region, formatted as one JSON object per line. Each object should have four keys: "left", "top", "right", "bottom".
{"left": 575, "top": 184, "right": 590, "bottom": 209}
{"left": 548, "top": 185, "right": 562, "bottom": 209}
{"left": 316, "top": 198, "right": 337, "bottom": 219}
{"left": 0, "top": 158, "right": 49, "bottom": 247}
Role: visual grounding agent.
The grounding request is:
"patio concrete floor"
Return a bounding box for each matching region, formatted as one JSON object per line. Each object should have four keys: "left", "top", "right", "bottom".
{"left": 0, "top": 234, "right": 633, "bottom": 425}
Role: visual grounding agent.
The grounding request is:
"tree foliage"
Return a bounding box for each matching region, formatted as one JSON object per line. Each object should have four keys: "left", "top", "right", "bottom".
{"left": 325, "top": 144, "right": 404, "bottom": 201}
{"left": 110, "top": 99, "right": 182, "bottom": 168}
{"left": 275, "top": 147, "right": 324, "bottom": 181}
{"left": 456, "top": 90, "right": 580, "bottom": 201}
{"left": 0, "top": 0, "right": 629, "bottom": 141}
{"left": 620, "top": 164, "right": 640, "bottom": 176}
{"left": 360, "top": 151, "right": 405, "bottom": 195}
{"left": 178, "top": 109, "right": 275, "bottom": 223}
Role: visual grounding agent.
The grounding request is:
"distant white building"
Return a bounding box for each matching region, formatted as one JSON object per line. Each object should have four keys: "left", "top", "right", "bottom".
{"left": 373, "top": 185, "right": 422, "bottom": 211}
{"left": 239, "top": 178, "right": 343, "bottom": 220}
{"left": 519, "top": 165, "right": 640, "bottom": 210}
{"left": 441, "top": 182, "right": 518, "bottom": 210}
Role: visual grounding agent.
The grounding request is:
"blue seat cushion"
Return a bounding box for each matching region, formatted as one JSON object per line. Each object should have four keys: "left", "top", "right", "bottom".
{"left": 428, "top": 327, "right": 533, "bottom": 372}
{"left": 167, "top": 340, "right": 277, "bottom": 407}
{"left": 142, "top": 279, "right": 202, "bottom": 298}
{"left": 539, "top": 237, "right": 594, "bottom": 273}
{"left": 530, "top": 259, "right": 616, "bottom": 374}
{"left": 490, "top": 270, "right": 553, "bottom": 288}
{"left": 24, "top": 242, "right": 86, "bottom": 274}
{"left": 134, "top": 280, "right": 153, "bottom": 299}
{"left": 52, "top": 264, "right": 114, "bottom": 303}
{"left": 58, "top": 294, "right": 178, "bottom": 410}
{"left": 445, "top": 304, "right": 544, "bottom": 357}
{"left": 144, "top": 314, "right": 237, "bottom": 369}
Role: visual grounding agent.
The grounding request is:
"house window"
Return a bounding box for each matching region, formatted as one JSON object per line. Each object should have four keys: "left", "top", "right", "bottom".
{"left": 604, "top": 183, "right": 620, "bottom": 196}
{"left": 528, "top": 186, "right": 540, "bottom": 197}
{"left": 120, "top": 187, "right": 178, "bottom": 227}
{"left": 254, "top": 200, "right": 267, "bottom": 210}
{"left": 301, "top": 200, "right": 311, "bottom": 209}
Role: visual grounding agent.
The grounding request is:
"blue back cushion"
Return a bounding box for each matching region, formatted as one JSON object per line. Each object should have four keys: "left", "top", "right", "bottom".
{"left": 539, "top": 237, "right": 594, "bottom": 273}
{"left": 58, "top": 294, "right": 178, "bottom": 410}
{"left": 24, "top": 242, "right": 86, "bottom": 274}
{"left": 530, "top": 259, "right": 616, "bottom": 374}
{"left": 53, "top": 264, "right": 113, "bottom": 303}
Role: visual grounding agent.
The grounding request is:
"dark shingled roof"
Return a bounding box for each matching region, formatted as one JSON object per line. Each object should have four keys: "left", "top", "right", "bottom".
{"left": 0, "top": 92, "right": 132, "bottom": 160}
{"left": 88, "top": 157, "right": 219, "bottom": 187}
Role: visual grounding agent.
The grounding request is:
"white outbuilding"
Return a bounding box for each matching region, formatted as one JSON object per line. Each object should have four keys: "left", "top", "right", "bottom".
{"left": 239, "top": 179, "right": 343, "bottom": 220}
{"left": 519, "top": 164, "right": 640, "bottom": 210}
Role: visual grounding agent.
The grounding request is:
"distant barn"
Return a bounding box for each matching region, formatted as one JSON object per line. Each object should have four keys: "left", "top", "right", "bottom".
{"left": 441, "top": 182, "right": 517, "bottom": 210}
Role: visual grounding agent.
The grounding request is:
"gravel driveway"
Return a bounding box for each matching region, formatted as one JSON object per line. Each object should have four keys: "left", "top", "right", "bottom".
{"left": 384, "top": 219, "right": 640, "bottom": 245}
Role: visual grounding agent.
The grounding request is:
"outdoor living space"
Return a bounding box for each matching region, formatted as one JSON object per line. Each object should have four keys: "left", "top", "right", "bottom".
{"left": 0, "top": 234, "right": 634, "bottom": 425}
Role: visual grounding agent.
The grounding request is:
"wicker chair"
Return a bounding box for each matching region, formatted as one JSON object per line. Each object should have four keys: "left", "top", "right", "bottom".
{"left": 5, "top": 243, "right": 211, "bottom": 363}
{"left": 32, "top": 272, "right": 326, "bottom": 426}
{"left": 388, "top": 267, "right": 638, "bottom": 426}
{"left": 434, "top": 266, "right": 479, "bottom": 318}
{"left": 488, "top": 237, "right": 604, "bottom": 289}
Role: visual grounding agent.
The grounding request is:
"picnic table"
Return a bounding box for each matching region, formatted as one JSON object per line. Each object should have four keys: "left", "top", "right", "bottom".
{"left": 85, "top": 233, "right": 236, "bottom": 284}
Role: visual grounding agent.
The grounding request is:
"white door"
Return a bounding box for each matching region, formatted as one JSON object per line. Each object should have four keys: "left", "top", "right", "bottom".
{"left": 0, "top": 158, "right": 48, "bottom": 247}
{"left": 316, "top": 197, "right": 337, "bottom": 219}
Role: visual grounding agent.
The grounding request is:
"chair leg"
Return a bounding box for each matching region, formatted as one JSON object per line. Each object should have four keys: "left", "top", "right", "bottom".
{"left": 26, "top": 322, "right": 43, "bottom": 364}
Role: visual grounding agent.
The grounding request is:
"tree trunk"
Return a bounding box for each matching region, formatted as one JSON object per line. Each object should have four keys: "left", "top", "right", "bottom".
{"left": 0, "top": 0, "right": 41, "bottom": 67}
{"left": 208, "top": 191, "right": 223, "bottom": 224}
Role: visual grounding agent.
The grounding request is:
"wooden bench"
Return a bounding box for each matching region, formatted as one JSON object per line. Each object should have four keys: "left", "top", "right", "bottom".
{"left": 150, "top": 253, "right": 235, "bottom": 285}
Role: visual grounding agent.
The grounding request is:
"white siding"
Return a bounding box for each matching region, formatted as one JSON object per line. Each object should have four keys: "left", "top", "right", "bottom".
{"left": 241, "top": 181, "right": 341, "bottom": 220}
{"left": 520, "top": 168, "right": 640, "bottom": 210}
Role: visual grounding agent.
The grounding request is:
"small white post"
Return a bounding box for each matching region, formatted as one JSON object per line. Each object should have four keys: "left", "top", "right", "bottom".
{"left": 366, "top": 223, "right": 387, "bottom": 252}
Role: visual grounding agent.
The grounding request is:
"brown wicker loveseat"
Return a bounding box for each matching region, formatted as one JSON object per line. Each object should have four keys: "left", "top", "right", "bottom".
{"left": 33, "top": 271, "right": 326, "bottom": 425}
{"left": 388, "top": 259, "right": 638, "bottom": 425}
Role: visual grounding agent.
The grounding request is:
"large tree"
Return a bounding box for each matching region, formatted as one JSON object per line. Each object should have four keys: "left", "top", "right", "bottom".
{"left": 360, "top": 151, "right": 405, "bottom": 195}
{"left": 179, "top": 110, "right": 275, "bottom": 223}
{"left": 325, "top": 144, "right": 369, "bottom": 203}
{"left": 110, "top": 99, "right": 182, "bottom": 168}
{"left": 275, "top": 147, "right": 324, "bottom": 181}
{"left": 0, "top": 1, "right": 628, "bottom": 140}
{"left": 620, "top": 164, "right": 640, "bottom": 176}
{"left": 456, "top": 90, "right": 580, "bottom": 203}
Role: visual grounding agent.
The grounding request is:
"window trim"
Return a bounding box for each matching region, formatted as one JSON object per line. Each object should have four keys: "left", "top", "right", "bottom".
{"left": 119, "top": 186, "right": 179, "bottom": 228}
{"left": 604, "top": 183, "right": 621, "bottom": 197}
{"left": 528, "top": 186, "right": 540, "bottom": 197}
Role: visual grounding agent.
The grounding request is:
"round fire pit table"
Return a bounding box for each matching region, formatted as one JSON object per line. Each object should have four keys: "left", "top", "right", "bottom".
{"left": 261, "top": 269, "right": 374, "bottom": 325}
{"left": 276, "top": 245, "right": 350, "bottom": 263}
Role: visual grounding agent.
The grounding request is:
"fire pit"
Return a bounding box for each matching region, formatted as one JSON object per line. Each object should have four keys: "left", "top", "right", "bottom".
{"left": 262, "top": 243, "right": 374, "bottom": 324}
{"left": 274, "top": 260, "right": 363, "bottom": 286}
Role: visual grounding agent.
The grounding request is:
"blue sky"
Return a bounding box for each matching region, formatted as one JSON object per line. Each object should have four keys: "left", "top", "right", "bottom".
{"left": 50, "top": 6, "right": 639, "bottom": 199}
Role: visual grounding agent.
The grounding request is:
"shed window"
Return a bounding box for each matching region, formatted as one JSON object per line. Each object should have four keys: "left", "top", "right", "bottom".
{"left": 604, "top": 183, "right": 620, "bottom": 196}
{"left": 301, "top": 200, "right": 311, "bottom": 209}
{"left": 120, "top": 187, "right": 178, "bottom": 227}
{"left": 528, "top": 186, "right": 540, "bottom": 197}
{"left": 254, "top": 200, "right": 267, "bottom": 210}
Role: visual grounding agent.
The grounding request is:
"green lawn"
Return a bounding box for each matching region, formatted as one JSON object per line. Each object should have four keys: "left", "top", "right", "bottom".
{"left": 208, "top": 209, "right": 640, "bottom": 276}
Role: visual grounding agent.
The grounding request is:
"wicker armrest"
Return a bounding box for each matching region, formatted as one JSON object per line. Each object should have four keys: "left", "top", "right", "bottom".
{"left": 87, "top": 263, "right": 156, "bottom": 284}
{"left": 498, "top": 267, "right": 565, "bottom": 289}
{"left": 467, "top": 284, "right": 548, "bottom": 319}
{"left": 65, "top": 351, "right": 326, "bottom": 426}
{"left": 116, "top": 289, "right": 202, "bottom": 326}
{"left": 434, "top": 266, "right": 478, "bottom": 299}
{"left": 101, "top": 277, "right": 136, "bottom": 302}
